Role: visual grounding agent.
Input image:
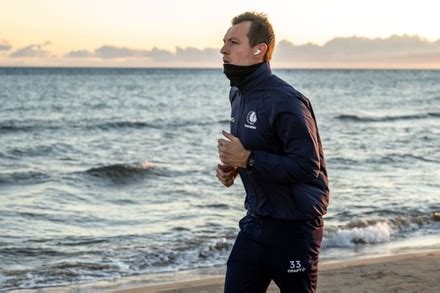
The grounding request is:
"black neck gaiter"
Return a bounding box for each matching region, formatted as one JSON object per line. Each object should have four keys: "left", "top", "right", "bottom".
{"left": 223, "top": 62, "right": 264, "bottom": 87}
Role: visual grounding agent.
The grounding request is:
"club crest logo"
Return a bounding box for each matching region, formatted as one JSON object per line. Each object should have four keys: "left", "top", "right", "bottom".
{"left": 246, "top": 111, "right": 257, "bottom": 125}
{"left": 244, "top": 111, "right": 257, "bottom": 130}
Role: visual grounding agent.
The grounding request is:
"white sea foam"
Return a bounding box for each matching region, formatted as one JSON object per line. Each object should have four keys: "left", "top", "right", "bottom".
{"left": 324, "top": 221, "right": 395, "bottom": 247}
{"left": 110, "top": 258, "right": 130, "bottom": 271}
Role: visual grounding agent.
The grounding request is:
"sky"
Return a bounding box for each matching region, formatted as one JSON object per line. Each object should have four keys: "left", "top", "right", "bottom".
{"left": 1, "top": 0, "right": 439, "bottom": 68}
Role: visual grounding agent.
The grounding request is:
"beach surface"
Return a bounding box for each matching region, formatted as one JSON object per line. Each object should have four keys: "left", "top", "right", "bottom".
{"left": 51, "top": 250, "right": 438, "bottom": 293}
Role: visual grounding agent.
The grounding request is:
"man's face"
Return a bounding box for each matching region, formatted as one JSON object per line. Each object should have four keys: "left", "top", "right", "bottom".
{"left": 220, "top": 21, "right": 259, "bottom": 66}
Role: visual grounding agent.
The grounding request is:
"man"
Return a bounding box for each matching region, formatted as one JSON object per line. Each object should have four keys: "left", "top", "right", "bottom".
{"left": 216, "top": 12, "right": 329, "bottom": 293}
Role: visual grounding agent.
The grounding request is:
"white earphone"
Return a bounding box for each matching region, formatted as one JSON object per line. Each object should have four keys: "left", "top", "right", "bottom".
{"left": 254, "top": 49, "right": 261, "bottom": 55}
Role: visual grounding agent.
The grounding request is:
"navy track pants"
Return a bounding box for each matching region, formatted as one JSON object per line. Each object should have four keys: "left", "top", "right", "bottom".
{"left": 224, "top": 217, "right": 323, "bottom": 293}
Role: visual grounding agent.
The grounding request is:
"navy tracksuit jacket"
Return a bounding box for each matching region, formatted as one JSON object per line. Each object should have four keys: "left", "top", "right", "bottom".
{"left": 229, "top": 62, "right": 329, "bottom": 223}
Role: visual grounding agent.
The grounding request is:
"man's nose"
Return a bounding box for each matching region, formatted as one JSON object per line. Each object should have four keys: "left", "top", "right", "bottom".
{"left": 220, "top": 45, "right": 228, "bottom": 55}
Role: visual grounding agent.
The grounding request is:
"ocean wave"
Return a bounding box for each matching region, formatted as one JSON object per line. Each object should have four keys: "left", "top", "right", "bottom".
{"left": 0, "top": 247, "right": 67, "bottom": 257}
{"left": 84, "top": 161, "right": 156, "bottom": 180}
{"left": 328, "top": 153, "right": 437, "bottom": 167}
{"left": 47, "top": 237, "right": 109, "bottom": 247}
{"left": 0, "top": 119, "right": 153, "bottom": 134}
{"left": 6, "top": 143, "right": 74, "bottom": 158}
{"left": 428, "top": 112, "right": 440, "bottom": 117}
{"left": 80, "top": 118, "right": 229, "bottom": 131}
{"left": 0, "top": 124, "right": 37, "bottom": 134}
{"left": 195, "top": 203, "right": 230, "bottom": 209}
{"left": 324, "top": 214, "right": 434, "bottom": 247}
{"left": 327, "top": 157, "right": 359, "bottom": 166}
{"left": 126, "top": 238, "right": 232, "bottom": 271}
{"left": 0, "top": 235, "right": 233, "bottom": 290}
{"left": 336, "top": 112, "right": 440, "bottom": 122}
{"left": 368, "top": 153, "right": 439, "bottom": 164}
{"left": 0, "top": 120, "right": 60, "bottom": 134}
{"left": 0, "top": 261, "right": 124, "bottom": 291}
{"left": 150, "top": 118, "right": 230, "bottom": 129}
{"left": 198, "top": 238, "right": 231, "bottom": 259}
{"left": 216, "top": 119, "right": 231, "bottom": 124}
{"left": 90, "top": 121, "right": 152, "bottom": 130}
{"left": 49, "top": 261, "right": 122, "bottom": 272}
{"left": 0, "top": 171, "right": 51, "bottom": 186}
{"left": 0, "top": 117, "right": 230, "bottom": 135}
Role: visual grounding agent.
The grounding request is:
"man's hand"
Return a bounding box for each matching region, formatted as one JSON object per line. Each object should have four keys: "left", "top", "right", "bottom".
{"left": 216, "top": 164, "right": 239, "bottom": 187}
{"left": 218, "top": 130, "right": 251, "bottom": 168}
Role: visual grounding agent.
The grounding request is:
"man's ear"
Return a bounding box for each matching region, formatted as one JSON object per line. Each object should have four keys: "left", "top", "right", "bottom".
{"left": 254, "top": 43, "right": 268, "bottom": 58}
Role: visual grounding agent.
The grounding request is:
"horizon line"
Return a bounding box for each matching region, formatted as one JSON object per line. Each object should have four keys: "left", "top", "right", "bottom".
{"left": 1, "top": 65, "right": 439, "bottom": 71}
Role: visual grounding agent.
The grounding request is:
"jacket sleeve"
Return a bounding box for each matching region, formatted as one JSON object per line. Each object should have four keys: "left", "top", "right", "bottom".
{"left": 247, "top": 94, "right": 321, "bottom": 184}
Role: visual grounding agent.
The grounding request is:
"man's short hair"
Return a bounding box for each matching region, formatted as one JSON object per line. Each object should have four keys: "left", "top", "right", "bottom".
{"left": 232, "top": 12, "right": 275, "bottom": 61}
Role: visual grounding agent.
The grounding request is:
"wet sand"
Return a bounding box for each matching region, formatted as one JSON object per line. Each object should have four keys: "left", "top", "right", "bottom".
{"left": 103, "top": 250, "right": 440, "bottom": 293}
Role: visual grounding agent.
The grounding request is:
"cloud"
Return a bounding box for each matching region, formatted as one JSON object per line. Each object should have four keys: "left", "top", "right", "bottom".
{"left": 173, "top": 47, "right": 219, "bottom": 62}
{"left": 64, "top": 45, "right": 220, "bottom": 65}
{"left": 3, "top": 35, "right": 440, "bottom": 68}
{"left": 147, "top": 47, "right": 173, "bottom": 61}
{"left": 94, "top": 46, "right": 149, "bottom": 59}
{"left": 9, "top": 42, "right": 51, "bottom": 58}
{"left": 273, "top": 34, "right": 440, "bottom": 67}
{"left": 64, "top": 49, "right": 94, "bottom": 58}
{"left": 0, "top": 40, "right": 11, "bottom": 51}
{"left": 323, "top": 34, "right": 439, "bottom": 56}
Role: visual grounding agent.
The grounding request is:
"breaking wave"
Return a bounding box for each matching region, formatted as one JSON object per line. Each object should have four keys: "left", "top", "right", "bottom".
{"left": 0, "top": 236, "right": 232, "bottom": 291}
{"left": 324, "top": 214, "right": 434, "bottom": 247}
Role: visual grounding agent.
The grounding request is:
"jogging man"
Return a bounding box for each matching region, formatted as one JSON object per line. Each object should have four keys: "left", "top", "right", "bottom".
{"left": 216, "top": 12, "right": 329, "bottom": 292}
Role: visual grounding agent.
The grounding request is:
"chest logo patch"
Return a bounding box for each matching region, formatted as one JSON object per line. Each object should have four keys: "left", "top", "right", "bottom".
{"left": 246, "top": 111, "right": 257, "bottom": 125}
{"left": 245, "top": 111, "right": 257, "bottom": 129}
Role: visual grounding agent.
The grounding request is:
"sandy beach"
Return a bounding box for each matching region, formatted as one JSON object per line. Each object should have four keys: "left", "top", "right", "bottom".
{"left": 49, "top": 250, "right": 438, "bottom": 293}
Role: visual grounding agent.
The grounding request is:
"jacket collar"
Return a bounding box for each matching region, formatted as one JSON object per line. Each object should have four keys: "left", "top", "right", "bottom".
{"left": 234, "top": 61, "right": 272, "bottom": 93}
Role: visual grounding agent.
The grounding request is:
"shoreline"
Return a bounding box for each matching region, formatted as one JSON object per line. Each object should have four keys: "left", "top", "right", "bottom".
{"left": 26, "top": 249, "right": 440, "bottom": 293}
{"left": 115, "top": 250, "right": 440, "bottom": 293}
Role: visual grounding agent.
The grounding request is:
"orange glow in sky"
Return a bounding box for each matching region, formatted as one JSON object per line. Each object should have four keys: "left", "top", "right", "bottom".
{"left": 1, "top": 0, "right": 439, "bottom": 67}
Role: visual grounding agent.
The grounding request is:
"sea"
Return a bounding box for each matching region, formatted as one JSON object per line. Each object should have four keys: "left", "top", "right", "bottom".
{"left": 0, "top": 67, "right": 439, "bottom": 291}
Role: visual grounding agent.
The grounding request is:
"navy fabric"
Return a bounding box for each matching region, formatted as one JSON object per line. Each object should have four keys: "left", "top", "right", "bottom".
{"left": 229, "top": 62, "right": 329, "bottom": 221}
{"left": 224, "top": 216, "right": 323, "bottom": 293}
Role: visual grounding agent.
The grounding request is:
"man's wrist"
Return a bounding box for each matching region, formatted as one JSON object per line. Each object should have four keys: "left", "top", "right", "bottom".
{"left": 239, "top": 150, "right": 251, "bottom": 168}
{"left": 246, "top": 150, "right": 255, "bottom": 170}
